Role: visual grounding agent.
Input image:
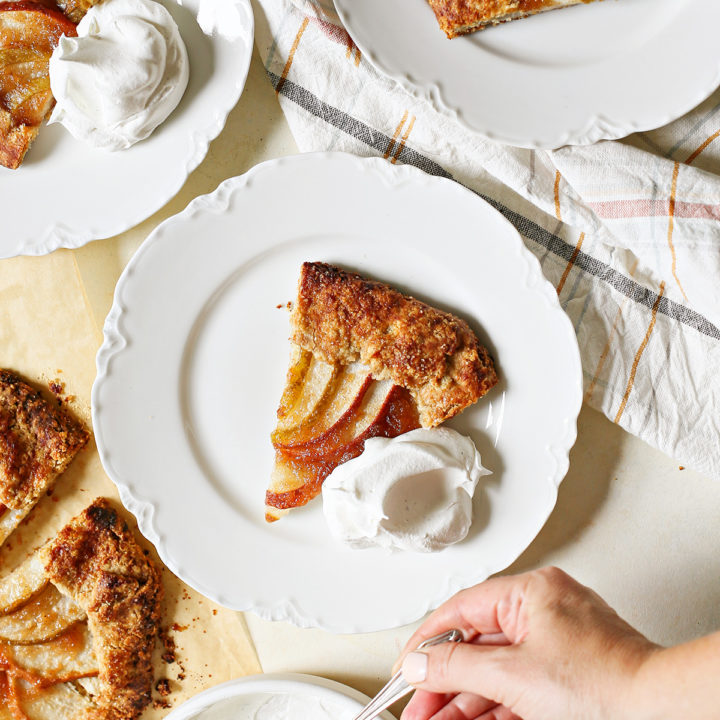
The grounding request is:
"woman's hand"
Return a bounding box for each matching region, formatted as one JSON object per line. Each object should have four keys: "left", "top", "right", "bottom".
{"left": 396, "top": 567, "right": 658, "bottom": 720}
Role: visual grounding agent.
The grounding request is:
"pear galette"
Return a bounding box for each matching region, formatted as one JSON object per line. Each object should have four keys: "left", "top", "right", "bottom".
{"left": 266, "top": 262, "right": 498, "bottom": 521}
{"left": 0, "top": 498, "right": 162, "bottom": 720}
{"left": 427, "top": 0, "right": 601, "bottom": 38}
{"left": 0, "top": 0, "right": 100, "bottom": 169}
{"left": 0, "top": 369, "right": 89, "bottom": 548}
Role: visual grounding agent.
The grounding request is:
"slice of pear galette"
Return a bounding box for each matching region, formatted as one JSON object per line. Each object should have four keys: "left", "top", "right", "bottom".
{"left": 0, "top": 369, "right": 89, "bottom": 549}
{"left": 266, "top": 262, "right": 498, "bottom": 521}
{"left": 0, "top": 498, "right": 162, "bottom": 720}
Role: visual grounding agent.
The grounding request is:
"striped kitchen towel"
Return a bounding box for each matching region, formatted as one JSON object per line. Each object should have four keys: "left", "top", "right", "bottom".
{"left": 252, "top": 0, "right": 720, "bottom": 480}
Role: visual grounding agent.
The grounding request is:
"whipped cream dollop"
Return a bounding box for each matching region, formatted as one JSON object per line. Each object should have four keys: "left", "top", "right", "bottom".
{"left": 48, "top": 0, "right": 189, "bottom": 151}
{"left": 322, "top": 428, "right": 490, "bottom": 553}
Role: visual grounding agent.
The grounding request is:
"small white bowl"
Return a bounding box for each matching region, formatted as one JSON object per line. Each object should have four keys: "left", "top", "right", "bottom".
{"left": 165, "top": 673, "right": 397, "bottom": 720}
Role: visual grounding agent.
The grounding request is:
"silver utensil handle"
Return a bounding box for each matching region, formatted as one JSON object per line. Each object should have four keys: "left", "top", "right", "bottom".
{"left": 351, "top": 629, "right": 463, "bottom": 720}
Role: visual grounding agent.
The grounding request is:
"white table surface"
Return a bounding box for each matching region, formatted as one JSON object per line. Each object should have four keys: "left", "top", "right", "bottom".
{"left": 76, "top": 49, "right": 720, "bottom": 713}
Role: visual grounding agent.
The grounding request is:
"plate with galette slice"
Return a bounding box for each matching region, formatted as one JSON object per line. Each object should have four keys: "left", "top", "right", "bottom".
{"left": 333, "top": 0, "right": 720, "bottom": 148}
{"left": 92, "top": 152, "right": 582, "bottom": 632}
{"left": 0, "top": 0, "right": 253, "bottom": 258}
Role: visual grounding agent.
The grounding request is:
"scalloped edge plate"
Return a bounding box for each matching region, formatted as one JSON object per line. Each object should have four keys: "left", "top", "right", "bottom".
{"left": 165, "top": 673, "right": 395, "bottom": 720}
{"left": 334, "top": 0, "right": 720, "bottom": 148}
{"left": 91, "top": 152, "right": 582, "bottom": 632}
{"left": 0, "top": 0, "right": 253, "bottom": 258}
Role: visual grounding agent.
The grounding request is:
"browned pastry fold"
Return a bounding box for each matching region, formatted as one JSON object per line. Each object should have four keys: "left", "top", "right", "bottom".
{"left": 0, "top": 369, "right": 89, "bottom": 546}
{"left": 290, "top": 262, "right": 497, "bottom": 427}
{"left": 0, "top": 499, "right": 162, "bottom": 720}
{"left": 38, "top": 499, "right": 163, "bottom": 720}
{"left": 427, "top": 0, "right": 601, "bottom": 38}
{"left": 54, "top": 0, "right": 98, "bottom": 23}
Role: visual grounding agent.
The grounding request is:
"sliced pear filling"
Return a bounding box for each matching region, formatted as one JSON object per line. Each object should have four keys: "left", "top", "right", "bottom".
{"left": 0, "top": 499, "right": 161, "bottom": 720}
{"left": 267, "top": 344, "right": 420, "bottom": 521}
{"left": 10, "top": 623, "right": 98, "bottom": 680}
{"left": 0, "top": 576, "right": 97, "bottom": 720}
{"left": 0, "top": 585, "right": 86, "bottom": 644}
{"left": 0, "top": 554, "right": 47, "bottom": 615}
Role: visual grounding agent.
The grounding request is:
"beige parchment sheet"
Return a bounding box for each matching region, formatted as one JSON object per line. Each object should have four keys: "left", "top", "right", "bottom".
{"left": 0, "top": 251, "right": 262, "bottom": 716}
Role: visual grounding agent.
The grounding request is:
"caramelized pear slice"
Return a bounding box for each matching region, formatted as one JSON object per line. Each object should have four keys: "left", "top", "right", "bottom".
{"left": 0, "top": 1, "right": 77, "bottom": 168}
{"left": 0, "top": 505, "right": 31, "bottom": 549}
{"left": 10, "top": 680, "right": 94, "bottom": 720}
{"left": 274, "top": 350, "right": 340, "bottom": 436}
{"left": 0, "top": 553, "right": 48, "bottom": 614}
{"left": 0, "top": 584, "right": 85, "bottom": 644}
{"left": 10, "top": 622, "right": 98, "bottom": 681}
{"left": 273, "top": 365, "right": 371, "bottom": 447}
{"left": 266, "top": 381, "right": 420, "bottom": 517}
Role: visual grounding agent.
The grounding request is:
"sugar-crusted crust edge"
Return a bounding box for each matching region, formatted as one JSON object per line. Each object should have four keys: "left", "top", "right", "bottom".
{"left": 39, "top": 499, "right": 163, "bottom": 720}
{"left": 426, "top": 0, "right": 595, "bottom": 38}
{"left": 0, "top": 369, "right": 89, "bottom": 514}
{"left": 0, "top": 110, "right": 39, "bottom": 170}
{"left": 289, "top": 262, "right": 498, "bottom": 427}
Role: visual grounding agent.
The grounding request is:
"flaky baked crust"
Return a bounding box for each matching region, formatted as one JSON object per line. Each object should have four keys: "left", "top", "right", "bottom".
{"left": 39, "top": 499, "right": 163, "bottom": 720}
{"left": 290, "top": 262, "right": 497, "bottom": 427}
{"left": 0, "top": 369, "right": 89, "bottom": 514}
{"left": 427, "top": 0, "right": 598, "bottom": 37}
{"left": 54, "top": 0, "right": 97, "bottom": 23}
{"left": 0, "top": 111, "right": 39, "bottom": 170}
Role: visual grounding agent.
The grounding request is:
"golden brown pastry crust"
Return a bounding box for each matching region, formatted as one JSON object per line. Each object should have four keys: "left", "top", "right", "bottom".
{"left": 0, "top": 112, "right": 38, "bottom": 170}
{"left": 289, "top": 262, "right": 497, "bottom": 427}
{"left": 427, "top": 0, "right": 598, "bottom": 38}
{"left": 39, "top": 499, "right": 163, "bottom": 720}
{"left": 54, "top": 0, "right": 97, "bottom": 24}
{"left": 0, "top": 369, "right": 89, "bottom": 515}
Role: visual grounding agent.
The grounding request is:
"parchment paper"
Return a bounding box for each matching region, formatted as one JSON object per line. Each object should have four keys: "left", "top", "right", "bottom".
{"left": 0, "top": 250, "right": 262, "bottom": 716}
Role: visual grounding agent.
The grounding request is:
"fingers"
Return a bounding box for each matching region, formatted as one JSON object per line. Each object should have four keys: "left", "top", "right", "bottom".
{"left": 476, "top": 706, "right": 521, "bottom": 720}
{"left": 401, "top": 641, "right": 517, "bottom": 703}
{"left": 400, "top": 690, "right": 454, "bottom": 720}
{"left": 402, "top": 690, "right": 499, "bottom": 720}
{"left": 397, "top": 572, "right": 535, "bottom": 671}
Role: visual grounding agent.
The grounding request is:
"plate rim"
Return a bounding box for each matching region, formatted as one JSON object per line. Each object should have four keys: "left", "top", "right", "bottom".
{"left": 333, "top": 0, "right": 720, "bottom": 149}
{"left": 164, "top": 672, "right": 394, "bottom": 719}
{"left": 92, "top": 151, "right": 583, "bottom": 632}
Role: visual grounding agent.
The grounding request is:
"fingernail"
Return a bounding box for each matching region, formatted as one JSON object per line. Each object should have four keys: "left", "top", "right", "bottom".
{"left": 401, "top": 652, "right": 428, "bottom": 683}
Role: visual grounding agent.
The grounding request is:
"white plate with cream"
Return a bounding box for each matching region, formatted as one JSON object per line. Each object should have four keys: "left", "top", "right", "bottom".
{"left": 166, "top": 674, "right": 395, "bottom": 720}
{"left": 334, "top": 0, "right": 720, "bottom": 148}
{"left": 0, "top": 0, "right": 253, "bottom": 258}
{"left": 92, "top": 152, "right": 583, "bottom": 632}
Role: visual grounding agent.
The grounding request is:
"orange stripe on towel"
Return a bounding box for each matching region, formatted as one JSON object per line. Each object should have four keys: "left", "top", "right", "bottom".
{"left": 276, "top": 18, "right": 310, "bottom": 96}
{"left": 667, "top": 162, "right": 688, "bottom": 302}
{"left": 391, "top": 115, "right": 416, "bottom": 164}
{"left": 554, "top": 171, "right": 563, "bottom": 221}
{"left": 614, "top": 282, "right": 665, "bottom": 424}
{"left": 384, "top": 111, "right": 409, "bottom": 160}
{"left": 556, "top": 232, "right": 585, "bottom": 295}
{"left": 584, "top": 260, "right": 638, "bottom": 404}
{"left": 685, "top": 127, "right": 720, "bottom": 165}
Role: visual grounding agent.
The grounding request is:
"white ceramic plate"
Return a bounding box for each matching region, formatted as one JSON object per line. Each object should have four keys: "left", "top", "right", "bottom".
{"left": 92, "top": 152, "right": 582, "bottom": 632}
{"left": 334, "top": 0, "right": 720, "bottom": 148}
{"left": 165, "top": 673, "right": 395, "bottom": 720}
{"left": 0, "top": 0, "right": 253, "bottom": 259}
